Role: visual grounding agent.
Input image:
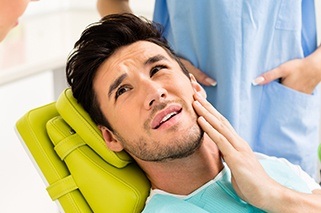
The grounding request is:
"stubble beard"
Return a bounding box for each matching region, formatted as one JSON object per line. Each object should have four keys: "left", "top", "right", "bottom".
{"left": 114, "top": 114, "right": 204, "bottom": 162}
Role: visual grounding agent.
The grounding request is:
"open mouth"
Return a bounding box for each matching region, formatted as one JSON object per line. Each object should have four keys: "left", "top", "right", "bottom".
{"left": 152, "top": 107, "right": 182, "bottom": 129}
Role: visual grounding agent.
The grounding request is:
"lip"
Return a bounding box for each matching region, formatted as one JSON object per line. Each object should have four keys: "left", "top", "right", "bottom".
{"left": 151, "top": 104, "right": 182, "bottom": 129}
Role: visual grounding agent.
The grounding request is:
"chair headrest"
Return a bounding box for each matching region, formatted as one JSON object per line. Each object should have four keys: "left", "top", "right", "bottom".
{"left": 56, "top": 88, "right": 132, "bottom": 168}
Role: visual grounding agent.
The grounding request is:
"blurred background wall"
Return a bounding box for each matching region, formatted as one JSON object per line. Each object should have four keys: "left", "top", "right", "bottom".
{"left": 0, "top": 1, "right": 154, "bottom": 212}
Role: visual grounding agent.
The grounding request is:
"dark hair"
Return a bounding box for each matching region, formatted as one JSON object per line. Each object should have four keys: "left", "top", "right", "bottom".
{"left": 66, "top": 13, "right": 189, "bottom": 130}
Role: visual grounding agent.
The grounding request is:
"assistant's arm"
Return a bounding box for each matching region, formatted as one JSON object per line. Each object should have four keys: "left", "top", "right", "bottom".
{"left": 96, "top": 0, "right": 131, "bottom": 17}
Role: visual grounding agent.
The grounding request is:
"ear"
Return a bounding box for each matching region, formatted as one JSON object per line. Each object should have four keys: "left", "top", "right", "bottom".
{"left": 99, "top": 125, "right": 124, "bottom": 152}
{"left": 189, "top": 74, "right": 207, "bottom": 98}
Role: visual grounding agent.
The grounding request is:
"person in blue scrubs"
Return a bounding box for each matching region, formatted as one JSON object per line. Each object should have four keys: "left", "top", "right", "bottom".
{"left": 96, "top": 0, "right": 321, "bottom": 179}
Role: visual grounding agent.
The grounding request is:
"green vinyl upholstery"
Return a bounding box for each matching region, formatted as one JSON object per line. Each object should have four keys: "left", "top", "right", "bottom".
{"left": 16, "top": 88, "right": 150, "bottom": 213}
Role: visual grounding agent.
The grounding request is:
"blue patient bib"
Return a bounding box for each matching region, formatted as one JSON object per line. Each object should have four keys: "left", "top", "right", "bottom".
{"left": 143, "top": 159, "right": 310, "bottom": 212}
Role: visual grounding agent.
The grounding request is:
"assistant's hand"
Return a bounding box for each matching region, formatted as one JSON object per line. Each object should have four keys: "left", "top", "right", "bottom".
{"left": 252, "top": 47, "right": 321, "bottom": 94}
{"left": 179, "top": 58, "right": 217, "bottom": 87}
{"left": 192, "top": 92, "right": 282, "bottom": 210}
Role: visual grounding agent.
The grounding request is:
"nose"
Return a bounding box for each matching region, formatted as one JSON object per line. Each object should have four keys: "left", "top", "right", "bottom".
{"left": 143, "top": 83, "right": 168, "bottom": 110}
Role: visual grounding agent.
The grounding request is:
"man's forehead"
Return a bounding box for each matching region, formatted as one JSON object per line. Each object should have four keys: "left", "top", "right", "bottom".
{"left": 114, "top": 41, "right": 170, "bottom": 60}
{"left": 94, "top": 41, "right": 172, "bottom": 91}
{"left": 99, "top": 41, "right": 171, "bottom": 75}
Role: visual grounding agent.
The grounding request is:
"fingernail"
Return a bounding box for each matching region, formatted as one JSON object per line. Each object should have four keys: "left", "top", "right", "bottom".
{"left": 252, "top": 76, "right": 265, "bottom": 86}
{"left": 205, "top": 78, "right": 217, "bottom": 87}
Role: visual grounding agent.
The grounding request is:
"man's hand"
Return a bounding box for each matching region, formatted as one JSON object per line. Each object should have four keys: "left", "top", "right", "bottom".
{"left": 192, "top": 92, "right": 280, "bottom": 209}
{"left": 192, "top": 92, "right": 321, "bottom": 212}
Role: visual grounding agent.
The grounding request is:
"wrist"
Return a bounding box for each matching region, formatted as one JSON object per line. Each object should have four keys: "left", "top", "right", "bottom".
{"left": 259, "top": 184, "right": 288, "bottom": 213}
{"left": 262, "top": 187, "right": 303, "bottom": 213}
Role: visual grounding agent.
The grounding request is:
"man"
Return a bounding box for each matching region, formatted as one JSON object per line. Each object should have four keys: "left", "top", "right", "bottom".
{"left": 96, "top": 0, "right": 321, "bottom": 180}
{"left": 66, "top": 14, "right": 321, "bottom": 212}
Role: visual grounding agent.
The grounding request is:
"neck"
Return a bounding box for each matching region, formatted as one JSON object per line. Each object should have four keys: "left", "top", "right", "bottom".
{"left": 136, "top": 134, "right": 223, "bottom": 195}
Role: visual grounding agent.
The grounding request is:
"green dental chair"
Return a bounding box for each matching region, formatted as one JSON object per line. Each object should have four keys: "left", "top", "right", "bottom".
{"left": 15, "top": 88, "right": 150, "bottom": 213}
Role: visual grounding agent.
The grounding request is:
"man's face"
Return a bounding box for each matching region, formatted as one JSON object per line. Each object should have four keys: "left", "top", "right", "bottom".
{"left": 94, "top": 41, "right": 203, "bottom": 162}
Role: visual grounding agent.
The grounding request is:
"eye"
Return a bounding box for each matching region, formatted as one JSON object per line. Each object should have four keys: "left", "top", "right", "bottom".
{"left": 150, "top": 65, "right": 167, "bottom": 77}
{"left": 115, "top": 85, "right": 132, "bottom": 99}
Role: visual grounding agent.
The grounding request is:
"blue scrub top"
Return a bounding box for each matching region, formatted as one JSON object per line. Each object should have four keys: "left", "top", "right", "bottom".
{"left": 153, "top": 0, "right": 320, "bottom": 179}
{"left": 302, "top": 0, "right": 317, "bottom": 56}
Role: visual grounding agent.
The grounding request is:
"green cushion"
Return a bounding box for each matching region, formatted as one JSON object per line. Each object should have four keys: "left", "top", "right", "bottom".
{"left": 46, "top": 116, "right": 150, "bottom": 212}
{"left": 16, "top": 88, "right": 150, "bottom": 213}
{"left": 16, "top": 103, "right": 91, "bottom": 212}
{"left": 56, "top": 88, "right": 131, "bottom": 168}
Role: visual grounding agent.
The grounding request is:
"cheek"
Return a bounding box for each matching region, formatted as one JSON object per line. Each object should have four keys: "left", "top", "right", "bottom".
{"left": 108, "top": 107, "right": 137, "bottom": 132}
{"left": 168, "top": 78, "right": 194, "bottom": 99}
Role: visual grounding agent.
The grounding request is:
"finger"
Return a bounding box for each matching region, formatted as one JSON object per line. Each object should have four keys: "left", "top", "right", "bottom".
{"left": 193, "top": 93, "right": 236, "bottom": 133}
{"left": 193, "top": 92, "right": 219, "bottom": 116}
{"left": 193, "top": 100, "right": 238, "bottom": 145}
{"left": 191, "top": 68, "right": 217, "bottom": 87}
{"left": 252, "top": 67, "right": 284, "bottom": 86}
{"left": 193, "top": 96, "right": 251, "bottom": 152}
{"left": 198, "top": 116, "right": 235, "bottom": 154}
{"left": 180, "top": 58, "right": 217, "bottom": 86}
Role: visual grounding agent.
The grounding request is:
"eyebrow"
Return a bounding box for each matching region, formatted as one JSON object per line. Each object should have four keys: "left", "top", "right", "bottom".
{"left": 144, "top": 54, "right": 168, "bottom": 66}
{"left": 108, "top": 73, "right": 127, "bottom": 99}
{"left": 107, "top": 54, "right": 169, "bottom": 99}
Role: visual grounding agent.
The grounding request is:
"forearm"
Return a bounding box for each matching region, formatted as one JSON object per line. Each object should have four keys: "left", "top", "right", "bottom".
{"left": 96, "top": 0, "right": 131, "bottom": 17}
{"left": 264, "top": 189, "right": 321, "bottom": 213}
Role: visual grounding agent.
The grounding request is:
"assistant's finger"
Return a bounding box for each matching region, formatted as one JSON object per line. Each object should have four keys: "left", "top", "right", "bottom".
{"left": 180, "top": 58, "right": 217, "bottom": 86}
{"left": 252, "top": 66, "right": 285, "bottom": 86}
